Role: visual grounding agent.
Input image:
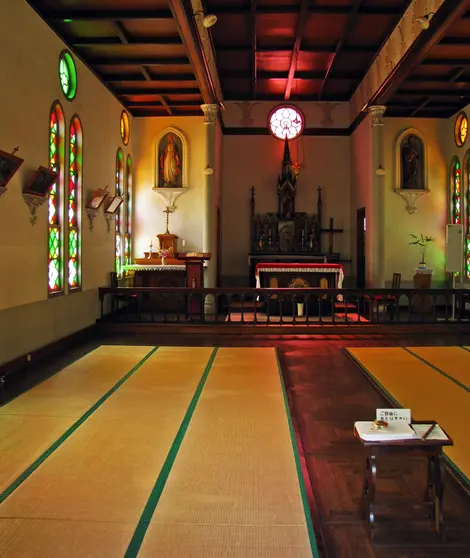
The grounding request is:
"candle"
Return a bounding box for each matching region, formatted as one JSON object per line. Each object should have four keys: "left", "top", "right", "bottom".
{"left": 182, "top": 239, "right": 186, "bottom": 249}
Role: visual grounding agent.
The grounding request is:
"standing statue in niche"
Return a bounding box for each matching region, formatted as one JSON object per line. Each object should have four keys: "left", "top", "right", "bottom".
{"left": 158, "top": 133, "right": 182, "bottom": 187}
{"left": 400, "top": 134, "right": 424, "bottom": 190}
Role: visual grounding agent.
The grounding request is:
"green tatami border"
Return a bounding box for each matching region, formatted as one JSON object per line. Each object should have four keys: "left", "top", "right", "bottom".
{"left": 404, "top": 347, "right": 470, "bottom": 392}
{"left": 275, "top": 348, "right": 320, "bottom": 558}
{"left": 344, "top": 348, "right": 470, "bottom": 489}
{"left": 0, "top": 346, "right": 159, "bottom": 504}
{"left": 124, "top": 347, "right": 219, "bottom": 558}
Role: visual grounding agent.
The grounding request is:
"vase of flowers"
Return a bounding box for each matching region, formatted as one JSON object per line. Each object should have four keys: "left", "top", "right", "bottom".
{"left": 160, "top": 249, "right": 169, "bottom": 265}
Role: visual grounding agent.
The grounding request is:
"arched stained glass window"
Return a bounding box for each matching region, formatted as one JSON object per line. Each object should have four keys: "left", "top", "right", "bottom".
{"left": 451, "top": 157, "right": 461, "bottom": 225}
{"left": 451, "top": 157, "right": 462, "bottom": 278}
{"left": 465, "top": 151, "right": 470, "bottom": 280}
{"left": 125, "top": 155, "right": 133, "bottom": 265}
{"left": 115, "top": 148, "right": 124, "bottom": 275}
{"left": 48, "top": 101, "right": 65, "bottom": 295}
{"left": 68, "top": 116, "right": 83, "bottom": 290}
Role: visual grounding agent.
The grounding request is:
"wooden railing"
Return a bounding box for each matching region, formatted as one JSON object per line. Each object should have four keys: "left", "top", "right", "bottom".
{"left": 98, "top": 287, "right": 470, "bottom": 326}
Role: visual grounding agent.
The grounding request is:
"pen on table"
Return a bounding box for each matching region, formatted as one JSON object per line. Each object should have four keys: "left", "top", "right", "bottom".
{"left": 421, "top": 423, "right": 435, "bottom": 440}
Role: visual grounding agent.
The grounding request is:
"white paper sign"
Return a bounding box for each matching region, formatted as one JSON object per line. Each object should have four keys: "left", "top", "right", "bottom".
{"left": 376, "top": 408, "right": 411, "bottom": 422}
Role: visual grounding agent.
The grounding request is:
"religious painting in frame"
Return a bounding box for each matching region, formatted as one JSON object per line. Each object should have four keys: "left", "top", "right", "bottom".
{"left": 86, "top": 188, "right": 108, "bottom": 210}
{"left": 396, "top": 129, "right": 427, "bottom": 191}
{"left": 105, "top": 195, "right": 124, "bottom": 215}
{"left": 157, "top": 131, "right": 183, "bottom": 188}
{"left": 0, "top": 149, "right": 24, "bottom": 189}
{"left": 23, "top": 166, "right": 57, "bottom": 197}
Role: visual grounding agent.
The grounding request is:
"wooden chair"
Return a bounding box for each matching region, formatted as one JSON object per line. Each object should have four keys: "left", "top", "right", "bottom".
{"left": 370, "top": 273, "right": 401, "bottom": 319}
{"left": 110, "top": 271, "right": 138, "bottom": 317}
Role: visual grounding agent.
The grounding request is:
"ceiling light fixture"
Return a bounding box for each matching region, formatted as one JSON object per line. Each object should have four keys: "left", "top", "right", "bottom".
{"left": 193, "top": 10, "right": 218, "bottom": 28}
{"left": 416, "top": 12, "right": 435, "bottom": 29}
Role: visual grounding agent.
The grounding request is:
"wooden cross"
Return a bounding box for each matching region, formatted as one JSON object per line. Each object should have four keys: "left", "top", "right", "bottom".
{"left": 321, "top": 217, "right": 343, "bottom": 254}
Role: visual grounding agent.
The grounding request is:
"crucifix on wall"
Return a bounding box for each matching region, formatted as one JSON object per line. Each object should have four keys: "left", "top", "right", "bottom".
{"left": 321, "top": 217, "right": 343, "bottom": 254}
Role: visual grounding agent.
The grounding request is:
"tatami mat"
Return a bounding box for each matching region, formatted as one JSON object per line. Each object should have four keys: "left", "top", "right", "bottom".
{"left": 0, "top": 345, "right": 153, "bottom": 495}
{"left": 140, "top": 347, "right": 315, "bottom": 558}
{"left": 346, "top": 347, "right": 470, "bottom": 482}
{"left": 0, "top": 347, "right": 213, "bottom": 556}
{"left": 0, "top": 518, "right": 135, "bottom": 558}
{"left": 406, "top": 346, "right": 470, "bottom": 390}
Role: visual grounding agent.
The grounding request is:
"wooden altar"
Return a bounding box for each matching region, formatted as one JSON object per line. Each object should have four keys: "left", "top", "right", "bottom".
{"left": 249, "top": 138, "right": 344, "bottom": 285}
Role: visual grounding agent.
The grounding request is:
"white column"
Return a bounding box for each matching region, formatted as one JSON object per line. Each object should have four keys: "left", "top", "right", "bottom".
{"left": 200, "top": 104, "right": 219, "bottom": 314}
{"left": 368, "top": 105, "right": 386, "bottom": 288}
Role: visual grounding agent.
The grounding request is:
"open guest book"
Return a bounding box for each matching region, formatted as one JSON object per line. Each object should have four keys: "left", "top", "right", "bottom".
{"left": 355, "top": 421, "right": 449, "bottom": 442}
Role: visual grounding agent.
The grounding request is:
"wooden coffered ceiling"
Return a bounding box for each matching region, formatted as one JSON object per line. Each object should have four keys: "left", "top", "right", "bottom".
{"left": 207, "top": 0, "right": 411, "bottom": 102}
{"left": 25, "top": 0, "right": 470, "bottom": 120}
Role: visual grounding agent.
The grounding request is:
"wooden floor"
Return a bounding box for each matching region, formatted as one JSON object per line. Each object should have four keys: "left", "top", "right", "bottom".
{"left": 1, "top": 331, "right": 470, "bottom": 558}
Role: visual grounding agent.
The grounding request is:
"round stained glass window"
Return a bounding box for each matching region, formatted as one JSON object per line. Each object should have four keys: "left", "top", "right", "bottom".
{"left": 268, "top": 105, "right": 304, "bottom": 140}
{"left": 120, "top": 111, "right": 130, "bottom": 145}
{"left": 454, "top": 112, "right": 468, "bottom": 147}
{"left": 59, "top": 50, "right": 77, "bottom": 101}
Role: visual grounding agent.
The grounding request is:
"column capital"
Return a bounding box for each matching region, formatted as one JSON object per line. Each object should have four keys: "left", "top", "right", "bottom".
{"left": 367, "top": 105, "right": 387, "bottom": 127}
{"left": 201, "top": 103, "right": 219, "bottom": 124}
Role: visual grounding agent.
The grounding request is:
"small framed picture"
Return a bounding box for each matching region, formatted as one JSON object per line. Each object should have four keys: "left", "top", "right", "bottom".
{"left": 105, "top": 195, "right": 124, "bottom": 214}
{"left": 23, "top": 166, "right": 57, "bottom": 197}
{"left": 0, "top": 149, "right": 24, "bottom": 188}
{"left": 86, "top": 189, "right": 108, "bottom": 210}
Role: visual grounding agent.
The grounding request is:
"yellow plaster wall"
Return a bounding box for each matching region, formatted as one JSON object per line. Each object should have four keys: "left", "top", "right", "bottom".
{"left": 382, "top": 117, "right": 448, "bottom": 285}
{"left": 0, "top": 0, "right": 128, "bottom": 364}
{"left": 132, "top": 117, "right": 206, "bottom": 256}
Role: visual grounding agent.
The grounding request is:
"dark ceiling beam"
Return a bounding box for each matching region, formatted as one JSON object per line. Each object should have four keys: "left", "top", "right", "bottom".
{"left": 284, "top": 0, "right": 310, "bottom": 100}
{"left": 107, "top": 74, "right": 197, "bottom": 82}
{"left": 141, "top": 66, "right": 152, "bottom": 81}
{"left": 168, "top": 0, "right": 219, "bottom": 105}
{"left": 114, "top": 22, "right": 129, "bottom": 44}
{"left": 395, "top": 89, "right": 470, "bottom": 98}
{"left": 209, "top": 6, "right": 403, "bottom": 16}
{"left": 410, "top": 97, "right": 431, "bottom": 116}
{"left": 368, "top": 0, "right": 470, "bottom": 107}
{"left": 251, "top": 0, "right": 257, "bottom": 99}
{"left": 130, "top": 109, "right": 202, "bottom": 117}
{"left": 439, "top": 37, "right": 470, "bottom": 45}
{"left": 422, "top": 58, "right": 470, "bottom": 66}
{"left": 449, "top": 67, "right": 468, "bottom": 82}
{"left": 157, "top": 96, "right": 173, "bottom": 115}
{"left": 220, "top": 70, "right": 362, "bottom": 80}
{"left": 70, "top": 37, "right": 182, "bottom": 46}
{"left": 319, "top": 0, "right": 365, "bottom": 100}
{"left": 128, "top": 101, "right": 201, "bottom": 108}
{"left": 114, "top": 88, "right": 201, "bottom": 95}
{"left": 218, "top": 45, "right": 376, "bottom": 53}
{"left": 223, "top": 93, "right": 350, "bottom": 101}
{"left": 44, "top": 9, "right": 173, "bottom": 21}
{"left": 88, "top": 57, "right": 189, "bottom": 66}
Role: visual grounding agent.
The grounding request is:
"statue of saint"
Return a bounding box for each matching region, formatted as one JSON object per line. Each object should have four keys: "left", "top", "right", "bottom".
{"left": 401, "top": 134, "right": 423, "bottom": 189}
{"left": 160, "top": 134, "right": 180, "bottom": 187}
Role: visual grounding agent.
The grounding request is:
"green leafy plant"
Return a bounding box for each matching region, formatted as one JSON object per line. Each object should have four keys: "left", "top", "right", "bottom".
{"left": 409, "top": 233, "right": 435, "bottom": 264}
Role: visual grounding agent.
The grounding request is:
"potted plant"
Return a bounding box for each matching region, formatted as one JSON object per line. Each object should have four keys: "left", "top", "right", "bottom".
{"left": 159, "top": 249, "right": 169, "bottom": 265}
{"left": 409, "top": 233, "right": 435, "bottom": 289}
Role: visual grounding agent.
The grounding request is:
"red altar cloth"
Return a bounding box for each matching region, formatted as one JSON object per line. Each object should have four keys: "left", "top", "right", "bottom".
{"left": 255, "top": 263, "right": 345, "bottom": 289}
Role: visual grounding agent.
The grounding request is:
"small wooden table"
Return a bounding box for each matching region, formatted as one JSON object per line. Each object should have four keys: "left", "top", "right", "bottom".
{"left": 354, "top": 421, "right": 453, "bottom": 542}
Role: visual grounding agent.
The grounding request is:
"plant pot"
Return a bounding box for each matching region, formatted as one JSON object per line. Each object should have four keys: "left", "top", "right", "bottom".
{"left": 161, "top": 257, "right": 167, "bottom": 266}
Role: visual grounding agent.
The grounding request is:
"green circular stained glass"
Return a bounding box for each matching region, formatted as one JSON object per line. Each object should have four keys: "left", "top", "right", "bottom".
{"left": 59, "top": 51, "right": 77, "bottom": 100}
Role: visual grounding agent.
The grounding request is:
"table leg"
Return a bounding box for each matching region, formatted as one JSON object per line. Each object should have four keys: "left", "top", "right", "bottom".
{"left": 430, "top": 454, "right": 446, "bottom": 541}
{"left": 362, "top": 454, "right": 377, "bottom": 540}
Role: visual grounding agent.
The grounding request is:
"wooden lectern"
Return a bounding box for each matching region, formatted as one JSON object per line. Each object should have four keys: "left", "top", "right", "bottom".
{"left": 176, "top": 252, "right": 211, "bottom": 317}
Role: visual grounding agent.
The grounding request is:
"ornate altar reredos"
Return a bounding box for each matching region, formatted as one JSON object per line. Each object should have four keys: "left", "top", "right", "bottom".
{"left": 250, "top": 138, "right": 324, "bottom": 254}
